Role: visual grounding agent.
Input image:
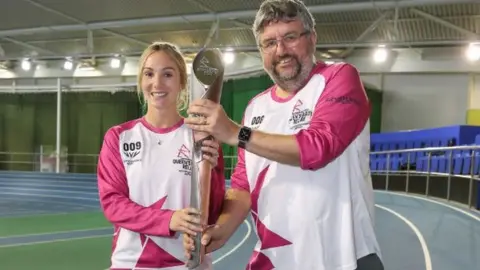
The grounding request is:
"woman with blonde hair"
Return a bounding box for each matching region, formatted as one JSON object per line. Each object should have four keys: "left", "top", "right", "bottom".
{"left": 97, "top": 41, "right": 225, "bottom": 270}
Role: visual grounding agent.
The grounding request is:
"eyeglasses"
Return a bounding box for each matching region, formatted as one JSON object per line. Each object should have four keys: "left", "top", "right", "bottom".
{"left": 259, "top": 31, "right": 310, "bottom": 54}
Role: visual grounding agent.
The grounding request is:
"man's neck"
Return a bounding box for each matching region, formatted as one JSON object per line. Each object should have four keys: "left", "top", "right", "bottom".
{"left": 274, "top": 86, "right": 294, "bottom": 99}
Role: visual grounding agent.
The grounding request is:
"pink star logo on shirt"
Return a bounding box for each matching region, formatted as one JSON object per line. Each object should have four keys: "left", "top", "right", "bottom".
{"left": 136, "top": 235, "right": 184, "bottom": 268}
{"left": 135, "top": 196, "right": 183, "bottom": 268}
{"left": 251, "top": 165, "right": 292, "bottom": 251}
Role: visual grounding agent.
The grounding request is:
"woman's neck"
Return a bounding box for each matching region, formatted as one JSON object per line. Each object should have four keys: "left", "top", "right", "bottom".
{"left": 144, "top": 107, "right": 183, "bottom": 129}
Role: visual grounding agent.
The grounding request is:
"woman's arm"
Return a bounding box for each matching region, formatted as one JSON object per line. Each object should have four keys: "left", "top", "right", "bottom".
{"left": 97, "top": 127, "right": 176, "bottom": 237}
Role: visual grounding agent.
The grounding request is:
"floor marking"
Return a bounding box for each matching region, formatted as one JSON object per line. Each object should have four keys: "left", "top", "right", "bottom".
{"left": 0, "top": 191, "right": 99, "bottom": 202}
{"left": 0, "top": 227, "right": 112, "bottom": 240}
{"left": 375, "top": 190, "right": 480, "bottom": 222}
{"left": 0, "top": 181, "right": 98, "bottom": 189}
{"left": 0, "top": 210, "right": 101, "bottom": 220}
{"left": 0, "top": 186, "right": 98, "bottom": 195}
{"left": 376, "top": 204, "right": 432, "bottom": 270}
{"left": 0, "top": 178, "right": 96, "bottom": 185}
{"left": 0, "top": 210, "right": 65, "bottom": 218}
{"left": 213, "top": 219, "right": 252, "bottom": 264}
{"left": 0, "top": 234, "right": 111, "bottom": 248}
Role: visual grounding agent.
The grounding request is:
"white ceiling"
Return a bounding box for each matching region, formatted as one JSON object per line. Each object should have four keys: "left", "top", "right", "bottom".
{"left": 0, "top": 0, "right": 479, "bottom": 63}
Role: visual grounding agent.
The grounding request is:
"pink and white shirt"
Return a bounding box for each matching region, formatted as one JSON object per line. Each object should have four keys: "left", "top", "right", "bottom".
{"left": 231, "top": 62, "right": 381, "bottom": 270}
{"left": 97, "top": 118, "right": 225, "bottom": 270}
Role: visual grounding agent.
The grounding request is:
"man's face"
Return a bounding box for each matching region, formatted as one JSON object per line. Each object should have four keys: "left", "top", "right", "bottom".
{"left": 258, "top": 19, "right": 316, "bottom": 88}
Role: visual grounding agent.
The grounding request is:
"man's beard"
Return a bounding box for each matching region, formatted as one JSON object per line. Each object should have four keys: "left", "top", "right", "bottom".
{"left": 267, "top": 54, "right": 312, "bottom": 92}
{"left": 273, "top": 54, "right": 301, "bottom": 81}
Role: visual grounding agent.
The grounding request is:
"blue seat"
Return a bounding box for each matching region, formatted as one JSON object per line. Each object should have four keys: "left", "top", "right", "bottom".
{"left": 460, "top": 147, "right": 480, "bottom": 175}
{"left": 374, "top": 143, "right": 390, "bottom": 171}
{"left": 410, "top": 141, "right": 424, "bottom": 169}
{"left": 416, "top": 151, "right": 428, "bottom": 172}
{"left": 452, "top": 149, "right": 466, "bottom": 174}
{"left": 474, "top": 150, "right": 480, "bottom": 175}
{"left": 388, "top": 142, "right": 402, "bottom": 171}
{"left": 402, "top": 141, "right": 415, "bottom": 167}
{"left": 428, "top": 138, "right": 452, "bottom": 173}
{"left": 462, "top": 148, "right": 472, "bottom": 175}
{"left": 370, "top": 143, "right": 384, "bottom": 171}
{"left": 369, "top": 143, "right": 377, "bottom": 171}
{"left": 436, "top": 149, "right": 452, "bottom": 173}
{"left": 437, "top": 138, "right": 457, "bottom": 173}
{"left": 416, "top": 141, "right": 433, "bottom": 172}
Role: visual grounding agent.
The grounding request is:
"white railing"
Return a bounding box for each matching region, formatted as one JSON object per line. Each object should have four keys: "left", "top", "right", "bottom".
{"left": 1, "top": 145, "right": 478, "bottom": 209}
{"left": 370, "top": 145, "right": 480, "bottom": 209}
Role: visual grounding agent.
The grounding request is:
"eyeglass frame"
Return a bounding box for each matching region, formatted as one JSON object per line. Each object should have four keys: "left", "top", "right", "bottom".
{"left": 258, "top": 30, "right": 311, "bottom": 54}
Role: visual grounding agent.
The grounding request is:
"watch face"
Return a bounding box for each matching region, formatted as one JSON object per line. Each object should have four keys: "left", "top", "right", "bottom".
{"left": 239, "top": 127, "right": 251, "bottom": 140}
{"left": 240, "top": 129, "right": 248, "bottom": 137}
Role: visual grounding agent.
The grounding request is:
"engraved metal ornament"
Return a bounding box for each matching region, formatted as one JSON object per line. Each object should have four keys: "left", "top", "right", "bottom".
{"left": 192, "top": 48, "right": 224, "bottom": 86}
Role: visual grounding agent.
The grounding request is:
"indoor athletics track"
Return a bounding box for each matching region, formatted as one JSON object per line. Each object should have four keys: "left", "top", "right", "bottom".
{"left": 0, "top": 171, "right": 479, "bottom": 270}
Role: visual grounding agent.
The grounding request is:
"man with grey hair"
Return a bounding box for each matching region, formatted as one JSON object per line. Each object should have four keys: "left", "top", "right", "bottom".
{"left": 184, "top": 0, "right": 384, "bottom": 269}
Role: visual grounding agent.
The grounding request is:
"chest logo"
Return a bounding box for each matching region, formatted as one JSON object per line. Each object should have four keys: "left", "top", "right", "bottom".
{"left": 250, "top": 115, "right": 265, "bottom": 129}
{"left": 122, "top": 141, "right": 142, "bottom": 165}
{"left": 172, "top": 144, "right": 192, "bottom": 176}
{"left": 289, "top": 99, "right": 312, "bottom": 130}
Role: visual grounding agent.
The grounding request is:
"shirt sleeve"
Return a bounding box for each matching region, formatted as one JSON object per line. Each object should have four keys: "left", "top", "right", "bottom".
{"left": 207, "top": 147, "right": 226, "bottom": 225}
{"left": 97, "top": 127, "right": 176, "bottom": 237}
{"left": 294, "top": 63, "right": 371, "bottom": 170}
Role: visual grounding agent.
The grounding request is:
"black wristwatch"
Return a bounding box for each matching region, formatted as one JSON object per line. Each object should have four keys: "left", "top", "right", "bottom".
{"left": 237, "top": 126, "right": 252, "bottom": 149}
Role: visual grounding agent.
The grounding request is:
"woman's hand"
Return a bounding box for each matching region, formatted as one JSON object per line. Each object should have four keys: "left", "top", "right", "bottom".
{"left": 169, "top": 208, "right": 202, "bottom": 235}
{"left": 200, "top": 138, "right": 220, "bottom": 167}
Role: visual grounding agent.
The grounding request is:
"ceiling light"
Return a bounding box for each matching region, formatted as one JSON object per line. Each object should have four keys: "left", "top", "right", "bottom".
{"left": 63, "top": 58, "right": 73, "bottom": 70}
{"left": 223, "top": 48, "right": 235, "bottom": 65}
{"left": 373, "top": 45, "right": 388, "bottom": 63}
{"left": 465, "top": 43, "right": 480, "bottom": 62}
{"left": 21, "top": 58, "right": 31, "bottom": 71}
{"left": 110, "top": 56, "right": 121, "bottom": 69}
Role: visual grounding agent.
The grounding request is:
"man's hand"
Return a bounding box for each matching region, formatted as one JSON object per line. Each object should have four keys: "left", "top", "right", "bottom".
{"left": 183, "top": 224, "right": 225, "bottom": 261}
{"left": 185, "top": 99, "right": 240, "bottom": 146}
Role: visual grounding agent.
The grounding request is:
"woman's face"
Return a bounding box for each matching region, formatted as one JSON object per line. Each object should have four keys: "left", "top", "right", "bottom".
{"left": 141, "top": 50, "right": 182, "bottom": 111}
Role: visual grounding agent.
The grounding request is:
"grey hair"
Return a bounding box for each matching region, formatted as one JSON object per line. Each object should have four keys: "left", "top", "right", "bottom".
{"left": 252, "top": 0, "right": 316, "bottom": 43}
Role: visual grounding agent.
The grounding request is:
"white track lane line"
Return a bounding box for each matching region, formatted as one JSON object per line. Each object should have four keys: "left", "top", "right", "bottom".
{"left": 213, "top": 219, "right": 252, "bottom": 264}
{"left": 0, "top": 234, "right": 111, "bottom": 248}
{"left": 0, "top": 227, "right": 112, "bottom": 240}
{"left": 375, "top": 190, "right": 480, "bottom": 222}
{"left": 375, "top": 204, "right": 432, "bottom": 270}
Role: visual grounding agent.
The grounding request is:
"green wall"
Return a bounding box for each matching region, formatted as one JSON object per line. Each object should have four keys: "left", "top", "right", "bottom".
{"left": 0, "top": 74, "right": 382, "bottom": 174}
{"left": 220, "top": 74, "right": 276, "bottom": 177}
{"left": 365, "top": 87, "right": 383, "bottom": 134}
{"left": 0, "top": 92, "right": 140, "bottom": 172}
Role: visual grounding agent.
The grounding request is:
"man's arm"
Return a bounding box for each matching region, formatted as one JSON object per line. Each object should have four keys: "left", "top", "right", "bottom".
{"left": 205, "top": 142, "right": 251, "bottom": 253}
{"left": 240, "top": 63, "right": 371, "bottom": 170}
{"left": 97, "top": 127, "right": 176, "bottom": 237}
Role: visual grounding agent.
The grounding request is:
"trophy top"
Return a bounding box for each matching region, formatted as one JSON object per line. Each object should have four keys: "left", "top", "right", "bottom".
{"left": 192, "top": 48, "right": 225, "bottom": 86}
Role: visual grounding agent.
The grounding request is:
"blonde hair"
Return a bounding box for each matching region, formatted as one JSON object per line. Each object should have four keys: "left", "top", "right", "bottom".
{"left": 137, "top": 41, "right": 189, "bottom": 112}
